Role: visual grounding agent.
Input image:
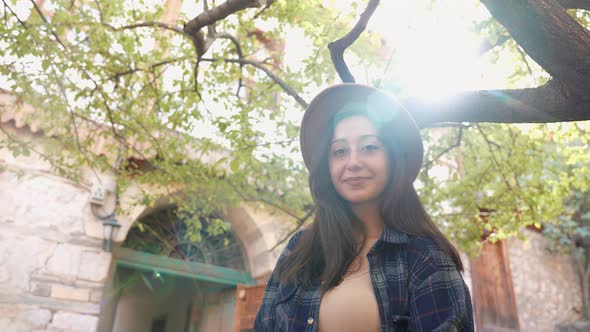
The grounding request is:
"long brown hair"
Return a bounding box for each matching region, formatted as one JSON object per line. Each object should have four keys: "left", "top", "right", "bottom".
{"left": 277, "top": 111, "right": 463, "bottom": 292}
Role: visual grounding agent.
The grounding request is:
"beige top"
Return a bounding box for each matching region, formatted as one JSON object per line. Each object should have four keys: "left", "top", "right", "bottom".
{"left": 318, "top": 239, "right": 381, "bottom": 332}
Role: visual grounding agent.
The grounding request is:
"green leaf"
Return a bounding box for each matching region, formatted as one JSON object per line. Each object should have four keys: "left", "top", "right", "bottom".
{"left": 230, "top": 158, "right": 240, "bottom": 173}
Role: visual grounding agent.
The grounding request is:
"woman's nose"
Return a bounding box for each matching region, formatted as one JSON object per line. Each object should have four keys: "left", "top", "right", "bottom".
{"left": 345, "top": 150, "right": 362, "bottom": 170}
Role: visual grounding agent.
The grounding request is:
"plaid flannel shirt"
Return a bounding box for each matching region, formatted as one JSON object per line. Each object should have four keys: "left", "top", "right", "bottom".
{"left": 253, "top": 226, "right": 474, "bottom": 332}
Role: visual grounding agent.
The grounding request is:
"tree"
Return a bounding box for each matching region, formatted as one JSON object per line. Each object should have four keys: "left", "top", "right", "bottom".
{"left": 1, "top": 0, "right": 589, "bottom": 252}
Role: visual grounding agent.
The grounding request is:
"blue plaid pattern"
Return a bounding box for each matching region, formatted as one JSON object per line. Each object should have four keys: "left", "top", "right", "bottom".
{"left": 254, "top": 226, "right": 474, "bottom": 332}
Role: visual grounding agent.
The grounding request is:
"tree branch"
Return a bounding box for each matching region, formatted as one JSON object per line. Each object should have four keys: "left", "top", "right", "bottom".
{"left": 212, "top": 32, "right": 245, "bottom": 96}
{"left": 2, "top": 0, "right": 28, "bottom": 29}
{"left": 184, "top": 0, "right": 259, "bottom": 37}
{"left": 30, "top": 0, "right": 66, "bottom": 49}
{"left": 328, "top": 0, "right": 380, "bottom": 83}
{"left": 200, "top": 57, "right": 308, "bottom": 108}
{"left": 481, "top": 0, "right": 590, "bottom": 97}
{"left": 183, "top": 0, "right": 271, "bottom": 57}
{"left": 107, "top": 58, "right": 187, "bottom": 81}
{"left": 0, "top": 124, "right": 76, "bottom": 179}
{"left": 252, "top": 0, "right": 275, "bottom": 19}
{"left": 404, "top": 80, "right": 590, "bottom": 127}
{"left": 477, "top": 124, "right": 513, "bottom": 190}
{"left": 105, "top": 21, "right": 191, "bottom": 39}
{"left": 422, "top": 127, "right": 464, "bottom": 170}
{"left": 269, "top": 207, "right": 315, "bottom": 251}
{"left": 558, "top": 0, "right": 590, "bottom": 11}
{"left": 93, "top": 0, "right": 104, "bottom": 23}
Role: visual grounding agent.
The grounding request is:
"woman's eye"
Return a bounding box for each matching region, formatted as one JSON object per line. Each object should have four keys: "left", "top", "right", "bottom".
{"left": 362, "top": 144, "right": 379, "bottom": 151}
{"left": 333, "top": 148, "right": 348, "bottom": 156}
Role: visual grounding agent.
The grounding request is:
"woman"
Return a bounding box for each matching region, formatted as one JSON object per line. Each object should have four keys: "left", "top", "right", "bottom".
{"left": 254, "top": 84, "right": 474, "bottom": 332}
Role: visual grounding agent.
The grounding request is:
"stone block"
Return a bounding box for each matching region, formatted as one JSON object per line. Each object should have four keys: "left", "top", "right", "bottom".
{"left": 68, "top": 236, "right": 102, "bottom": 249}
{"left": 50, "top": 311, "right": 98, "bottom": 332}
{"left": 253, "top": 252, "right": 270, "bottom": 270}
{"left": 78, "top": 251, "right": 112, "bottom": 282}
{"left": 0, "top": 244, "right": 7, "bottom": 274}
{"left": 17, "top": 308, "right": 52, "bottom": 327}
{"left": 0, "top": 234, "right": 56, "bottom": 292}
{"left": 0, "top": 317, "right": 30, "bottom": 332}
{"left": 0, "top": 266, "right": 10, "bottom": 284}
{"left": 0, "top": 293, "right": 100, "bottom": 315}
{"left": 83, "top": 217, "right": 104, "bottom": 241}
{"left": 244, "top": 229, "right": 263, "bottom": 244}
{"left": 50, "top": 284, "right": 89, "bottom": 302}
{"left": 247, "top": 237, "right": 269, "bottom": 258}
{"left": 46, "top": 243, "right": 82, "bottom": 277}
{"left": 0, "top": 317, "right": 13, "bottom": 332}
{"left": 31, "top": 282, "right": 51, "bottom": 297}
{"left": 555, "top": 322, "right": 590, "bottom": 332}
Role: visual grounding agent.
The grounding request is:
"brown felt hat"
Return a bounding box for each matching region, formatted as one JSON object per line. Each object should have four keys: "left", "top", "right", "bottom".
{"left": 300, "top": 83, "right": 424, "bottom": 182}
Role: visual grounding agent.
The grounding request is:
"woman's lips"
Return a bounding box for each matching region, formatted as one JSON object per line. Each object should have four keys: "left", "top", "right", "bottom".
{"left": 343, "top": 177, "right": 370, "bottom": 185}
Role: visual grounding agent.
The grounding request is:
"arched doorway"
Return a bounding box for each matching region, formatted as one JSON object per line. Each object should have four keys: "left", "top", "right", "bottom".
{"left": 106, "top": 205, "right": 255, "bottom": 332}
{"left": 123, "top": 205, "right": 247, "bottom": 271}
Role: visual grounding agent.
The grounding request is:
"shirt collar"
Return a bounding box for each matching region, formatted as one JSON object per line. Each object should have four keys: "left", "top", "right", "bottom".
{"left": 378, "top": 225, "right": 409, "bottom": 245}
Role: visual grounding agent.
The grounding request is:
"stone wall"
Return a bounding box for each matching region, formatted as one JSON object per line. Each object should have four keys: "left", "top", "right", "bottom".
{"left": 507, "top": 230, "right": 583, "bottom": 331}
{"left": 0, "top": 147, "right": 113, "bottom": 332}
{"left": 0, "top": 122, "right": 287, "bottom": 331}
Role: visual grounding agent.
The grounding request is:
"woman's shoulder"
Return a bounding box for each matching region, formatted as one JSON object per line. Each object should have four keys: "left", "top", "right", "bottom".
{"left": 276, "top": 228, "right": 308, "bottom": 261}
{"left": 404, "top": 235, "right": 457, "bottom": 270}
{"left": 284, "top": 228, "right": 306, "bottom": 250}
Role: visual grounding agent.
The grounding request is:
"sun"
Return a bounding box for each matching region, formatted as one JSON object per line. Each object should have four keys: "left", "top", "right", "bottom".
{"left": 366, "top": 0, "right": 504, "bottom": 99}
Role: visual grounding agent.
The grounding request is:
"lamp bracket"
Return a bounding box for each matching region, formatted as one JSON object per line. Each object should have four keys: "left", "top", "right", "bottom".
{"left": 90, "top": 185, "right": 107, "bottom": 206}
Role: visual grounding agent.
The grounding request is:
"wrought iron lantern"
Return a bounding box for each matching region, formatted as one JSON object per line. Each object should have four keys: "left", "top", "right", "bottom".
{"left": 102, "top": 218, "right": 121, "bottom": 252}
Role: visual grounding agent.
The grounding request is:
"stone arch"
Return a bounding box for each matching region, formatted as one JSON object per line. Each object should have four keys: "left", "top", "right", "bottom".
{"left": 220, "top": 206, "right": 278, "bottom": 280}
{"left": 117, "top": 190, "right": 280, "bottom": 281}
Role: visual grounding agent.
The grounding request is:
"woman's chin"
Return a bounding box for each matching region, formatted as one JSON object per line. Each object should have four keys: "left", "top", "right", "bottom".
{"left": 342, "top": 194, "right": 379, "bottom": 205}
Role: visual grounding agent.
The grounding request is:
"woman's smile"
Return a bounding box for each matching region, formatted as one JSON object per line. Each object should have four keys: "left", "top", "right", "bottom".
{"left": 343, "top": 176, "right": 371, "bottom": 186}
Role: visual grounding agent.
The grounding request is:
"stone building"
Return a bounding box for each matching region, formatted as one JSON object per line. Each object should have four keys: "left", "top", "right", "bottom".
{"left": 0, "top": 92, "right": 584, "bottom": 331}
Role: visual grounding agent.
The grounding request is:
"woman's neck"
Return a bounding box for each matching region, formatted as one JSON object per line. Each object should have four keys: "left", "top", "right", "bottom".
{"left": 351, "top": 201, "right": 384, "bottom": 239}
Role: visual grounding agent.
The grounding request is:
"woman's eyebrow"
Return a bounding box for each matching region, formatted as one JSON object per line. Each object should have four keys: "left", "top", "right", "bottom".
{"left": 331, "top": 134, "right": 379, "bottom": 144}
{"left": 331, "top": 138, "right": 347, "bottom": 144}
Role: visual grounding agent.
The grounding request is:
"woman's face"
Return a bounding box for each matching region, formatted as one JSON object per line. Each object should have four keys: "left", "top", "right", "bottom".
{"left": 329, "top": 115, "right": 390, "bottom": 205}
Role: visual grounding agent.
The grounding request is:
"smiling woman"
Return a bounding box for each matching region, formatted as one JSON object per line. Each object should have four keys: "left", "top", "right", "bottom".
{"left": 328, "top": 115, "right": 390, "bottom": 207}
{"left": 254, "top": 84, "right": 474, "bottom": 332}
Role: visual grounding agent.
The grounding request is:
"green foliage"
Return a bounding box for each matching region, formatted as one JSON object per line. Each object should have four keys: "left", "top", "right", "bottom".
{"left": 414, "top": 5, "right": 590, "bottom": 254}
{"left": 0, "top": 0, "right": 354, "bottom": 241}
{"left": 2, "top": 0, "right": 590, "bottom": 256}
{"left": 419, "top": 121, "right": 590, "bottom": 254}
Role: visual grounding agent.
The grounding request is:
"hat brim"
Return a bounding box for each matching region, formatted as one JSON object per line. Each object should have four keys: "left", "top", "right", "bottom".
{"left": 300, "top": 84, "right": 423, "bottom": 182}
